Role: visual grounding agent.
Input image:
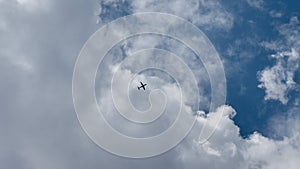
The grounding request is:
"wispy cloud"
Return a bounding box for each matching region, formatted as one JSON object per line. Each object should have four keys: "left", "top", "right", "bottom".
{"left": 246, "top": 0, "right": 264, "bottom": 9}
{"left": 99, "top": 0, "right": 234, "bottom": 31}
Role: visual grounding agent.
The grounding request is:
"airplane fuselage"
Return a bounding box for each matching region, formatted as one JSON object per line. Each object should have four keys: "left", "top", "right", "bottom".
{"left": 137, "top": 82, "right": 147, "bottom": 90}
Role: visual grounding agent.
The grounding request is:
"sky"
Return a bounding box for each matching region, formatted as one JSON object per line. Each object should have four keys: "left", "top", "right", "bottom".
{"left": 0, "top": 0, "right": 300, "bottom": 169}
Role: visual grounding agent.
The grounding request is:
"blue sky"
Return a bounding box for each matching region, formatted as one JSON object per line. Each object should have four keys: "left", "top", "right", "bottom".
{"left": 1, "top": 0, "right": 300, "bottom": 169}
{"left": 221, "top": 0, "right": 300, "bottom": 138}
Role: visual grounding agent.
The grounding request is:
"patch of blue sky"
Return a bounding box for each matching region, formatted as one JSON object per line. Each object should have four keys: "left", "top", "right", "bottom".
{"left": 207, "top": 0, "right": 300, "bottom": 137}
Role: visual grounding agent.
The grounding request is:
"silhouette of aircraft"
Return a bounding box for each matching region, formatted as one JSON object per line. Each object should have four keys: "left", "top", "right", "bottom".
{"left": 137, "top": 82, "right": 147, "bottom": 90}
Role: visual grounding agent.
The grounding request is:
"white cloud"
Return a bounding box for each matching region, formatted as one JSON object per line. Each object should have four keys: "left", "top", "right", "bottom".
{"left": 269, "top": 10, "right": 283, "bottom": 18}
{"left": 258, "top": 49, "right": 299, "bottom": 104}
{"left": 133, "top": 0, "right": 233, "bottom": 30}
{"left": 99, "top": 0, "right": 234, "bottom": 31}
{"left": 258, "top": 17, "right": 300, "bottom": 104}
{"left": 178, "top": 105, "right": 300, "bottom": 169}
{"left": 100, "top": 34, "right": 212, "bottom": 110}
{"left": 98, "top": 66, "right": 187, "bottom": 137}
{"left": 246, "top": 0, "right": 264, "bottom": 9}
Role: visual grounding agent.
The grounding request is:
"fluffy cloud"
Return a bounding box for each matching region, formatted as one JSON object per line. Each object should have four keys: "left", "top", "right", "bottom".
{"left": 258, "top": 17, "right": 300, "bottom": 104}
{"left": 258, "top": 49, "right": 299, "bottom": 104}
{"left": 178, "top": 105, "right": 300, "bottom": 169}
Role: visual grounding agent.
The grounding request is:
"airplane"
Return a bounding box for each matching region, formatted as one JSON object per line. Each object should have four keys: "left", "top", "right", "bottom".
{"left": 137, "top": 81, "right": 147, "bottom": 90}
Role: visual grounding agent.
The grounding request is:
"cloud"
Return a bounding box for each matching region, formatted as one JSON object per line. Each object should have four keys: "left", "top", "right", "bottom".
{"left": 15, "top": 0, "right": 50, "bottom": 11}
{"left": 0, "top": 0, "right": 102, "bottom": 168}
{"left": 95, "top": 33, "right": 212, "bottom": 111}
{"left": 257, "top": 49, "right": 299, "bottom": 104}
{"left": 246, "top": 0, "right": 264, "bottom": 9}
{"left": 258, "top": 17, "right": 300, "bottom": 104}
{"left": 96, "top": 57, "right": 300, "bottom": 169}
{"left": 1, "top": 0, "right": 300, "bottom": 169}
{"left": 269, "top": 10, "right": 283, "bottom": 18}
{"left": 178, "top": 105, "right": 300, "bottom": 169}
{"left": 243, "top": 107, "right": 300, "bottom": 169}
{"left": 99, "top": 0, "right": 234, "bottom": 31}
